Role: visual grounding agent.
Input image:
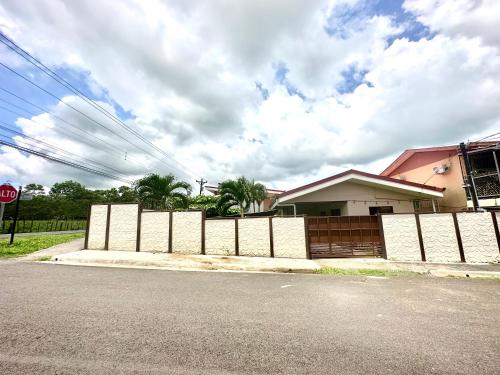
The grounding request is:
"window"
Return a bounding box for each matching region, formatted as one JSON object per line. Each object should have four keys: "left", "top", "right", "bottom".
{"left": 369, "top": 206, "right": 393, "bottom": 215}
{"left": 330, "top": 208, "right": 341, "bottom": 216}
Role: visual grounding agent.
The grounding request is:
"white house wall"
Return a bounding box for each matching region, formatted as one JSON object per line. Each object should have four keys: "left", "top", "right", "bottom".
{"left": 87, "top": 204, "right": 108, "bottom": 250}
{"left": 108, "top": 204, "right": 138, "bottom": 251}
{"left": 238, "top": 218, "right": 270, "bottom": 257}
{"left": 140, "top": 212, "right": 170, "bottom": 252}
{"left": 285, "top": 182, "right": 418, "bottom": 215}
{"left": 457, "top": 212, "right": 499, "bottom": 263}
{"left": 272, "top": 217, "right": 307, "bottom": 258}
{"left": 419, "top": 213, "right": 461, "bottom": 263}
{"left": 382, "top": 214, "right": 422, "bottom": 261}
{"left": 172, "top": 211, "right": 202, "bottom": 254}
{"left": 205, "top": 219, "right": 235, "bottom": 256}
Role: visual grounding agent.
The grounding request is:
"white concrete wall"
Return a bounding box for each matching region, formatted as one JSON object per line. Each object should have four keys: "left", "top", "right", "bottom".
{"left": 87, "top": 204, "right": 108, "bottom": 250}
{"left": 419, "top": 213, "right": 461, "bottom": 263}
{"left": 382, "top": 214, "right": 422, "bottom": 261}
{"left": 272, "top": 217, "right": 307, "bottom": 258}
{"left": 238, "top": 218, "right": 270, "bottom": 257}
{"left": 172, "top": 211, "right": 202, "bottom": 254}
{"left": 140, "top": 212, "right": 170, "bottom": 252}
{"left": 108, "top": 204, "right": 139, "bottom": 251}
{"left": 457, "top": 212, "right": 499, "bottom": 263}
{"left": 205, "top": 219, "right": 235, "bottom": 256}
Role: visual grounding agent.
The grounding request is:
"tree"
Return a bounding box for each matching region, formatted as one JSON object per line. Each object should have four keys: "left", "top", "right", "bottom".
{"left": 247, "top": 180, "right": 267, "bottom": 213}
{"left": 217, "top": 177, "right": 251, "bottom": 218}
{"left": 50, "top": 180, "right": 91, "bottom": 200}
{"left": 24, "top": 183, "right": 45, "bottom": 196}
{"left": 135, "top": 174, "right": 192, "bottom": 210}
{"left": 189, "top": 195, "right": 220, "bottom": 217}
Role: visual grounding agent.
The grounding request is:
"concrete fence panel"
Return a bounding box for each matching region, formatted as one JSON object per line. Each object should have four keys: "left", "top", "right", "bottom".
{"left": 273, "top": 217, "right": 307, "bottom": 258}
{"left": 140, "top": 212, "right": 170, "bottom": 252}
{"left": 108, "top": 204, "right": 139, "bottom": 251}
{"left": 87, "top": 204, "right": 108, "bottom": 250}
{"left": 419, "top": 213, "right": 461, "bottom": 263}
{"left": 457, "top": 212, "right": 499, "bottom": 263}
{"left": 382, "top": 214, "right": 421, "bottom": 261}
{"left": 205, "top": 219, "right": 236, "bottom": 256}
{"left": 238, "top": 218, "right": 270, "bottom": 257}
{"left": 172, "top": 211, "right": 202, "bottom": 254}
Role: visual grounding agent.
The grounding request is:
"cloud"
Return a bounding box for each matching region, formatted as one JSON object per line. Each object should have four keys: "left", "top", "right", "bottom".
{"left": 0, "top": 0, "right": 499, "bottom": 191}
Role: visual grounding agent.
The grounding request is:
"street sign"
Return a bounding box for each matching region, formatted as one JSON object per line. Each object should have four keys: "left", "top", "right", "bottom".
{"left": 20, "top": 192, "right": 33, "bottom": 201}
{"left": 0, "top": 184, "right": 18, "bottom": 204}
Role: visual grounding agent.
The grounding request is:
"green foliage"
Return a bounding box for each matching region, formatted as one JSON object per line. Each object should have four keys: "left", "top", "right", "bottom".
{"left": 0, "top": 233, "right": 84, "bottom": 258}
{"left": 135, "top": 174, "right": 192, "bottom": 210}
{"left": 216, "top": 177, "right": 268, "bottom": 217}
{"left": 217, "top": 177, "right": 251, "bottom": 217}
{"left": 2, "top": 181, "right": 138, "bottom": 221}
{"left": 189, "top": 195, "right": 219, "bottom": 217}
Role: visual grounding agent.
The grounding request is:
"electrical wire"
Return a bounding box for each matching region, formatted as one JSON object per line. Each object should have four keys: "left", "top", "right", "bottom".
{"left": 0, "top": 33, "right": 196, "bottom": 179}
{"left": 0, "top": 123, "right": 130, "bottom": 177}
{"left": 0, "top": 138, "right": 134, "bottom": 184}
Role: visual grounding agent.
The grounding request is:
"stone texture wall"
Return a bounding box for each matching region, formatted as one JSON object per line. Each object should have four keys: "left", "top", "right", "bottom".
{"left": 108, "top": 204, "right": 139, "bottom": 251}
{"left": 457, "top": 212, "right": 499, "bottom": 263}
{"left": 140, "top": 212, "right": 170, "bottom": 252}
{"left": 272, "top": 217, "right": 307, "bottom": 258}
{"left": 87, "top": 204, "right": 108, "bottom": 250}
{"left": 382, "top": 214, "right": 421, "bottom": 261}
{"left": 419, "top": 213, "right": 461, "bottom": 263}
{"left": 238, "top": 218, "right": 270, "bottom": 257}
{"left": 205, "top": 219, "right": 236, "bottom": 256}
{"left": 172, "top": 211, "right": 202, "bottom": 254}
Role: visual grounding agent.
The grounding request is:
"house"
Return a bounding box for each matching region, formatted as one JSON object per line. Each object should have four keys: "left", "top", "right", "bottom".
{"left": 204, "top": 185, "right": 284, "bottom": 213}
{"left": 460, "top": 142, "right": 500, "bottom": 209}
{"left": 272, "top": 169, "right": 444, "bottom": 216}
{"left": 380, "top": 142, "right": 500, "bottom": 211}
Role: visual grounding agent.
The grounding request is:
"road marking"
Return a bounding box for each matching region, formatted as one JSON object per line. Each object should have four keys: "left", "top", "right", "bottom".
{"left": 281, "top": 284, "right": 293, "bottom": 288}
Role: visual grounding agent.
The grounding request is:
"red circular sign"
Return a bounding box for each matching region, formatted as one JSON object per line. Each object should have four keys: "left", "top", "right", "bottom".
{"left": 0, "top": 184, "right": 18, "bottom": 204}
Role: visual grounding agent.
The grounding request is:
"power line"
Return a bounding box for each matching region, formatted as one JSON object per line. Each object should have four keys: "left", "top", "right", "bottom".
{"left": 475, "top": 131, "right": 500, "bottom": 142}
{"left": 0, "top": 87, "right": 191, "bottom": 179}
{"left": 0, "top": 138, "right": 134, "bottom": 184}
{"left": 0, "top": 33, "right": 196, "bottom": 179}
{"left": 0, "top": 61, "right": 192, "bottom": 181}
{"left": 0, "top": 123, "right": 130, "bottom": 177}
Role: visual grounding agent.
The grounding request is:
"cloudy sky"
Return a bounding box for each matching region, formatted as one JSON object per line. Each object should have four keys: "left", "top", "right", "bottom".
{"left": 0, "top": 0, "right": 499, "bottom": 191}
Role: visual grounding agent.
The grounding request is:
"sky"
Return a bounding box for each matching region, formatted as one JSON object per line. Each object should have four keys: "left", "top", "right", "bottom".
{"left": 0, "top": 0, "right": 499, "bottom": 191}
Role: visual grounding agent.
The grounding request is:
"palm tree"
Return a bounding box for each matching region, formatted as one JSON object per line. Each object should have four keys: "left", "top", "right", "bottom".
{"left": 217, "top": 177, "right": 251, "bottom": 217}
{"left": 247, "top": 180, "right": 267, "bottom": 213}
{"left": 135, "top": 174, "right": 192, "bottom": 210}
{"left": 252, "top": 182, "right": 267, "bottom": 213}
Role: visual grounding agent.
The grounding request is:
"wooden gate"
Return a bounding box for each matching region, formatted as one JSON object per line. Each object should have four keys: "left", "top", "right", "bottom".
{"left": 307, "top": 216, "right": 382, "bottom": 258}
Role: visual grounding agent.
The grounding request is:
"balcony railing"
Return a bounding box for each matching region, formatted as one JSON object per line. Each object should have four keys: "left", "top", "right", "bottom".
{"left": 468, "top": 172, "right": 500, "bottom": 199}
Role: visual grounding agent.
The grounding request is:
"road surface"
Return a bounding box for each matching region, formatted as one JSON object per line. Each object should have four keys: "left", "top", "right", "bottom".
{"left": 0, "top": 262, "right": 498, "bottom": 374}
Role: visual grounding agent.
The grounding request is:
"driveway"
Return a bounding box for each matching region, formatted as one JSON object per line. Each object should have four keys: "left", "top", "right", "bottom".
{"left": 0, "top": 262, "right": 498, "bottom": 374}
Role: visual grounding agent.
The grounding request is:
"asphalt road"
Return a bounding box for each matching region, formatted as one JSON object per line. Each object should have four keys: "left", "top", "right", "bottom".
{"left": 0, "top": 262, "right": 498, "bottom": 374}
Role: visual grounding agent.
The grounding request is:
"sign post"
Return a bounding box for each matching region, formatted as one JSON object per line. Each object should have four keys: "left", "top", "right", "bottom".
{"left": 9, "top": 186, "right": 22, "bottom": 245}
{"left": 0, "top": 183, "right": 19, "bottom": 231}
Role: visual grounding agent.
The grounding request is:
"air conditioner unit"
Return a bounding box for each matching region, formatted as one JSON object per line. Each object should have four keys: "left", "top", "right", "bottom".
{"left": 433, "top": 165, "right": 449, "bottom": 174}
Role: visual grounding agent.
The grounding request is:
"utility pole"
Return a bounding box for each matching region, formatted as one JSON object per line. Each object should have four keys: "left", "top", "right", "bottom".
{"left": 459, "top": 142, "right": 479, "bottom": 210}
{"left": 9, "top": 185, "right": 22, "bottom": 245}
{"left": 196, "top": 178, "right": 207, "bottom": 196}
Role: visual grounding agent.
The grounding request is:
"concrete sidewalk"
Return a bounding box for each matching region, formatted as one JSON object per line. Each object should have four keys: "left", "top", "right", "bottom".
{"left": 0, "top": 230, "right": 85, "bottom": 239}
{"left": 47, "top": 248, "right": 500, "bottom": 278}
{"left": 316, "top": 258, "right": 500, "bottom": 278}
{"left": 53, "top": 250, "right": 320, "bottom": 273}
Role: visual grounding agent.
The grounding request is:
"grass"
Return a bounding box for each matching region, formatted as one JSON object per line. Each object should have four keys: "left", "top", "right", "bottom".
{"left": 315, "top": 267, "right": 419, "bottom": 277}
{"left": 32, "top": 256, "right": 53, "bottom": 262}
{"left": 0, "top": 233, "right": 84, "bottom": 258}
